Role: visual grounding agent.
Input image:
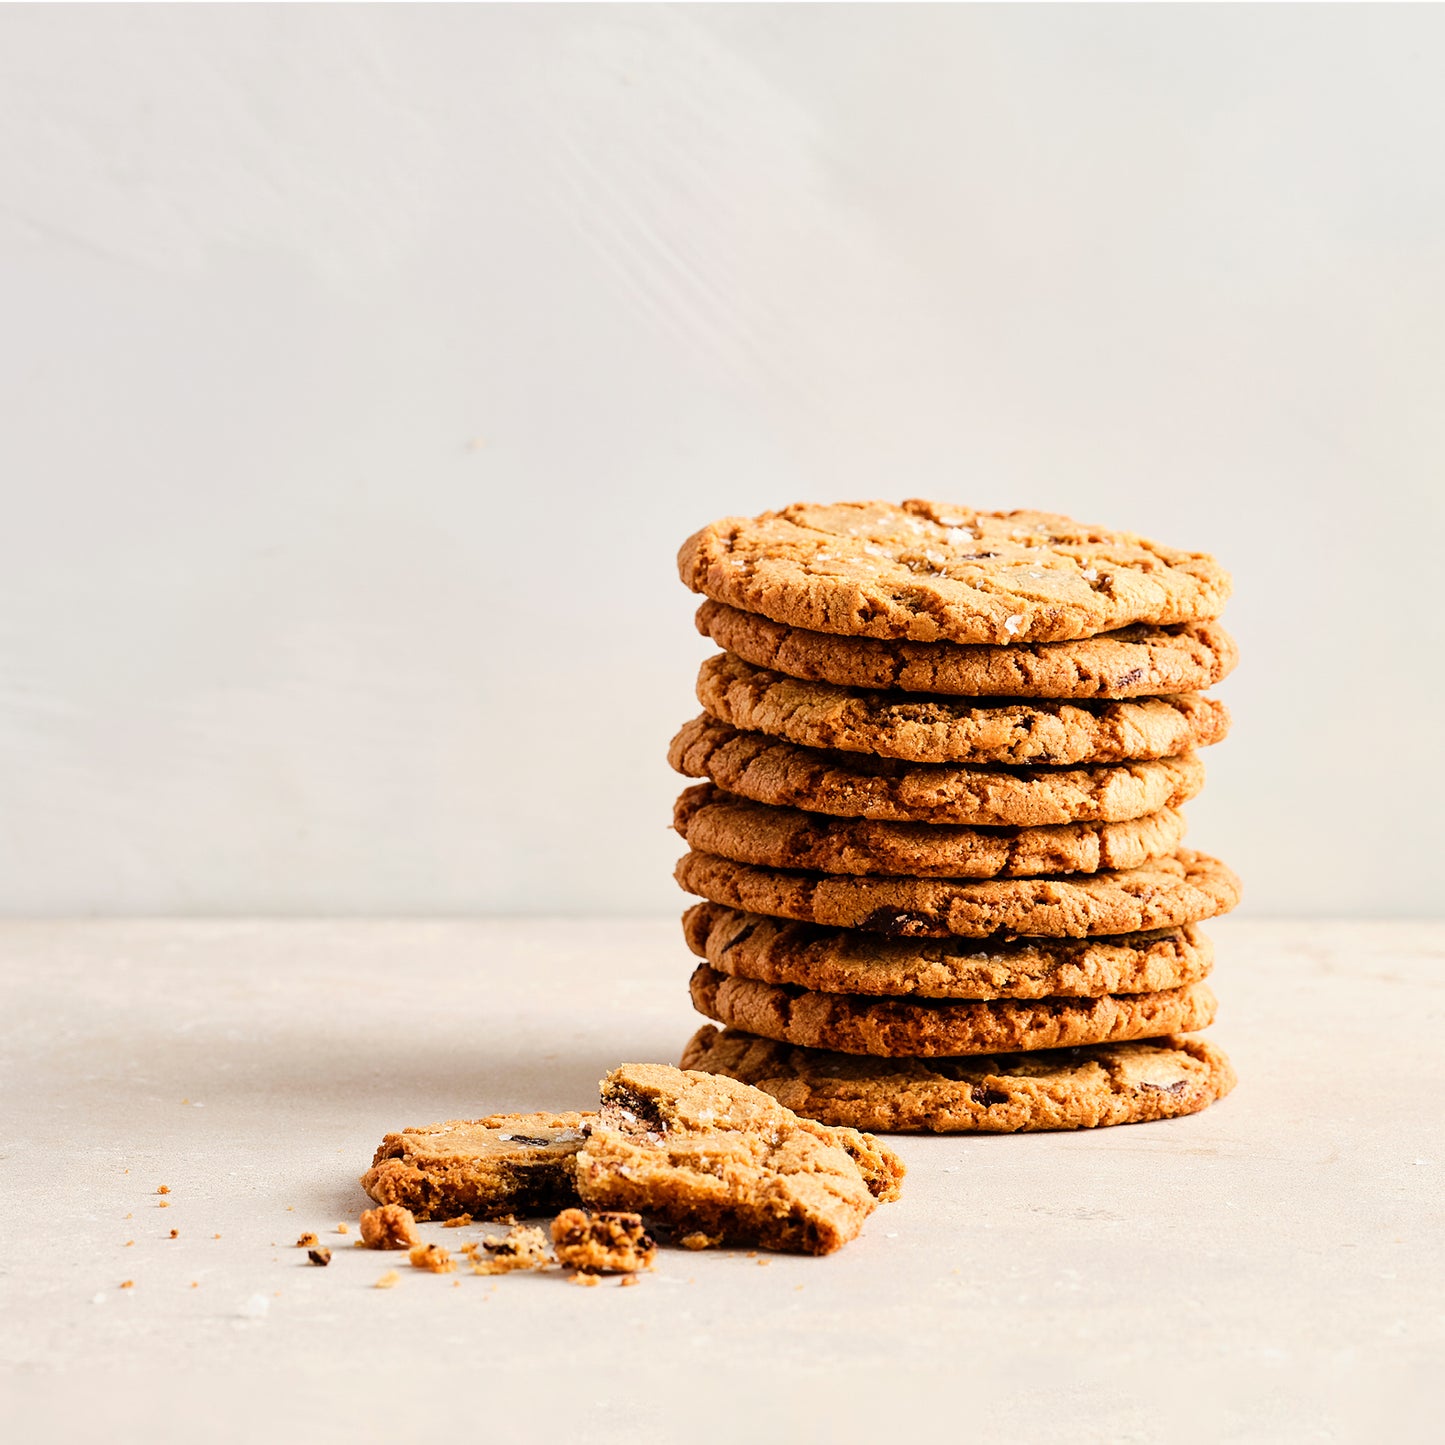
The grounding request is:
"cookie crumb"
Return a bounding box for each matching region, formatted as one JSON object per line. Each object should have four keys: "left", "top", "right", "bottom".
{"left": 169, "top": 1229, "right": 178, "bottom": 1239}
{"left": 441, "top": 1214, "right": 472, "bottom": 1229}
{"left": 408, "top": 1242, "right": 455, "bottom": 1274}
{"left": 619, "top": 1274, "right": 640, "bottom": 1288}
{"left": 124, "top": 1240, "right": 134, "bottom": 1248}
{"left": 213, "top": 1234, "right": 222, "bottom": 1240}
{"left": 336, "top": 1223, "right": 349, "bottom": 1235}
{"left": 359, "top": 1204, "right": 421, "bottom": 1250}
{"left": 570, "top": 1272, "right": 602, "bottom": 1288}
{"left": 679, "top": 1232, "right": 720, "bottom": 1251}
{"left": 157, "top": 1200, "right": 169, "bottom": 1209}
{"left": 157, "top": 1185, "right": 170, "bottom": 1195}
{"left": 550, "top": 1209, "right": 656, "bottom": 1274}
{"left": 471, "top": 1225, "right": 551, "bottom": 1275}
{"left": 374, "top": 1270, "right": 400, "bottom": 1289}
{"left": 120, "top": 1280, "right": 134, "bottom": 1289}
{"left": 296, "top": 1233, "right": 318, "bottom": 1248}
{"left": 190, "top": 1281, "right": 198, "bottom": 1289}
{"left": 307, "top": 1248, "right": 332, "bottom": 1267}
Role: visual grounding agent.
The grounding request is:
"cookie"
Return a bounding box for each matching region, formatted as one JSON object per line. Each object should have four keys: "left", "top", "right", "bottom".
{"left": 670, "top": 716, "right": 1206, "bottom": 827}
{"left": 690, "top": 964, "right": 1217, "bottom": 1057}
{"left": 573, "top": 1063, "right": 903, "bottom": 1255}
{"left": 361, "top": 1112, "right": 592, "bottom": 1221}
{"left": 697, "top": 652, "right": 1230, "bottom": 766}
{"left": 678, "top": 500, "right": 1231, "bottom": 645}
{"left": 673, "top": 784, "right": 1188, "bottom": 879}
{"left": 680, "top": 1025, "right": 1237, "bottom": 1133}
{"left": 683, "top": 902, "right": 1214, "bottom": 1000}
{"left": 696, "top": 600, "right": 1239, "bottom": 700}
{"left": 675, "top": 847, "right": 1241, "bottom": 938}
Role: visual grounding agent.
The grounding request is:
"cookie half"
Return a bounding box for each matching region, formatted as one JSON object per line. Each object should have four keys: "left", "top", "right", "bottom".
{"left": 681, "top": 1025, "right": 1236, "bottom": 1133}
{"left": 361, "top": 1112, "right": 592, "bottom": 1220}
{"left": 678, "top": 499, "right": 1231, "bottom": 645}
{"left": 690, "top": 964, "right": 1217, "bottom": 1057}
{"left": 683, "top": 902, "right": 1214, "bottom": 999}
{"left": 696, "top": 652, "right": 1230, "bottom": 765}
{"left": 697, "top": 600, "right": 1239, "bottom": 700}
{"left": 670, "top": 716, "right": 1206, "bottom": 827}
{"left": 673, "top": 784, "right": 1187, "bottom": 879}
{"left": 675, "top": 847, "right": 1241, "bottom": 939}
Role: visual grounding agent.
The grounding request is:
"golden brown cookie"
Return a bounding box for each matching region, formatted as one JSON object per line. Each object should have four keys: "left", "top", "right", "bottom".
{"left": 675, "top": 847, "right": 1241, "bottom": 938}
{"left": 573, "top": 1063, "right": 902, "bottom": 1255}
{"left": 696, "top": 600, "right": 1239, "bottom": 700}
{"left": 673, "top": 784, "right": 1187, "bottom": 879}
{"left": 680, "top": 1025, "right": 1236, "bottom": 1133}
{"left": 690, "top": 964, "right": 1217, "bottom": 1056}
{"left": 679, "top": 500, "right": 1231, "bottom": 645}
{"left": 361, "top": 1112, "right": 592, "bottom": 1221}
{"left": 696, "top": 652, "right": 1230, "bottom": 765}
{"left": 683, "top": 902, "right": 1214, "bottom": 999}
{"left": 669, "top": 716, "right": 1206, "bottom": 826}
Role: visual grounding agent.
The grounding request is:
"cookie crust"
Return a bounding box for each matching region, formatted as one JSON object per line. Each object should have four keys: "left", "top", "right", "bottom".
{"left": 669, "top": 716, "right": 1206, "bottom": 827}
{"left": 678, "top": 500, "right": 1231, "bottom": 645}
{"left": 680, "top": 1026, "right": 1236, "bottom": 1133}
{"left": 696, "top": 652, "right": 1230, "bottom": 765}
{"left": 673, "top": 784, "right": 1187, "bottom": 879}
{"left": 683, "top": 902, "right": 1214, "bottom": 999}
{"left": 690, "top": 965, "right": 1217, "bottom": 1057}
{"left": 697, "top": 600, "right": 1239, "bottom": 700}
{"left": 675, "top": 847, "right": 1241, "bottom": 939}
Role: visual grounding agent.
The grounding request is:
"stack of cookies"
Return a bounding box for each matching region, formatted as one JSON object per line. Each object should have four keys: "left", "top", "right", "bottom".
{"left": 668, "top": 500, "right": 1241, "bottom": 1133}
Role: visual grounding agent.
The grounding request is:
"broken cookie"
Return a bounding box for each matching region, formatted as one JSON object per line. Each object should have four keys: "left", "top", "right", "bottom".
{"left": 360, "top": 1112, "right": 592, "bottom": 1221}
{"left": 550, "top": 1209, "right": 656, "bottom": 1274}
{"left": 573, "top": 1063, "right": 903, "bottom": 1255}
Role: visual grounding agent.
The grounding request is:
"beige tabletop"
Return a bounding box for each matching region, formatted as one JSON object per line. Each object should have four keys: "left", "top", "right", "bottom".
{"left": 2, "top": 917, "right": 1439, "bottom": 1443}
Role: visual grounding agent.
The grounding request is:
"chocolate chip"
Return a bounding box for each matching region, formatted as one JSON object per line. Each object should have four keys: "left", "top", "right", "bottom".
{"left": 859, "top": 908, "right": 934, "bottom": 938}
{"left": 1140, "top": 1080, "right": 1189, "bottom": 1096}
{"left": 721, "top": 922, "right": 757, "bottom": 953}
{"left": 1116, "top": 667, "right": 1145, "bottom": 688}
{"left": 502, "top": 1134, "right": 556, "bottom": 1148}
{"left": 971, "top": 1086, "right": 1010, "bottom": 1108}
{"left": 307, "top": 1248, "right": 332, "bottom": 1266}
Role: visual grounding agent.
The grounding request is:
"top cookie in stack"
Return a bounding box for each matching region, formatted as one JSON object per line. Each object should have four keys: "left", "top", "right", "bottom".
{"left": 669, "top": 500, "right": 1241, "bottom": 1134}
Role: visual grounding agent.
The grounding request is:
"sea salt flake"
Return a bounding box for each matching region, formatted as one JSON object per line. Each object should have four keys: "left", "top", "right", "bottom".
{"left": 1004, "top": 615, "right": 1024, "bottom": 636}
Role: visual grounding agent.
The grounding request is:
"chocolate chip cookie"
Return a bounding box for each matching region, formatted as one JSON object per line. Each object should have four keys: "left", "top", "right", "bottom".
{"left": 696, "top": 600, "right": 1239, "bottom": 699}
{"left": 696, "top": 652, "right": 1230, "bottom": 765}
{"left": 680, "top": 1025, "right": 1236, "bottom": 1132}
{"left": 684, "top": 902, "right": 1213, "bottom": 999}
{"left": 675, "top": 847, "right": 1241, "bottom": 938}
{"left": 679, "top": 500, "right": 1231, "bottom": 645}
{"left": 361, "top": 1112, "right": 592, "bottom": 1221}
{"left": 674, "top": 784, "right": 1187, "bottom": 879}
{"left": 670, "top": 716, "right": 1206, "bottom": 826}
{"left": 573, "top": 1063, "right": 903, "bottom": 1254}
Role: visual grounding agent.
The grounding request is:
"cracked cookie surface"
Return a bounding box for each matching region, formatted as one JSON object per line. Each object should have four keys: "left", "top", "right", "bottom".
{"left": 696, "top": 652, "right": 1230, "bottom": 765}
{"left": 680, "top": 1025, "right": 1236, "bottom": 1132}
{"left": 674, "top": 783, "right": 1187, "bottom": 879}
{"left": 679, "top": 500, "right": 1231, "bottom": 645}
{"left": 690, "top": 965, "right": 1217, "bottom": 1056}
{"left": 361, "top": 1112, "right": 591, "bottom": 1221}
{"left": 670, "top": 716, "right": 1206, "bottom": 827}
{"left": 683, "top": 902, "right": 1213, "bottom": 999}
{"left": 573, "top": 1063, "right": 902, "bottom": 1254}
{"left": 697, "top": 600, "right": 1239, "bottom": 699}
{"left": 676, "top": 847, "right": 1241, "bottom": 938}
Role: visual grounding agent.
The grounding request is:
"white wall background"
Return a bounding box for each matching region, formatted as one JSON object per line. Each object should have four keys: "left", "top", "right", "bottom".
{"left": 1, "top": 4, "right": 1442, "bottom": 917}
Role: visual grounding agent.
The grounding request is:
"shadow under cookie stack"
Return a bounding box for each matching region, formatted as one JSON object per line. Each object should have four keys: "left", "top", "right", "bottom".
{"left": 669, "top": 499, "right": 1241, "bottom": 1134}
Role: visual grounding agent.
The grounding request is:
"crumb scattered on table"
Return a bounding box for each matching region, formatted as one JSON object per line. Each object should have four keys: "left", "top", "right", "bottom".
{"left": 408, "top": 1242, "right": 454, "bottom": 1274}
{"left": 441, "top": 1214, "right": 472, "bottom": 1229}
{"left": 360, "top": 1204, "right": 420, "bottom": 1250}
{"left": 307, "top": 1248, "right": 332, "bottom": 1267}
{"left": 471, "top": 1225, "right": 552, "bottom": 1275}
{"left": 296, "top": 1233, "right": 318, "bottom": 1248}
{"left": 550, "top": 1209, "right": 656, "bottom": 1274}
{"left": 374, "top": 1271, "right": 400, "bottom": 1289}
